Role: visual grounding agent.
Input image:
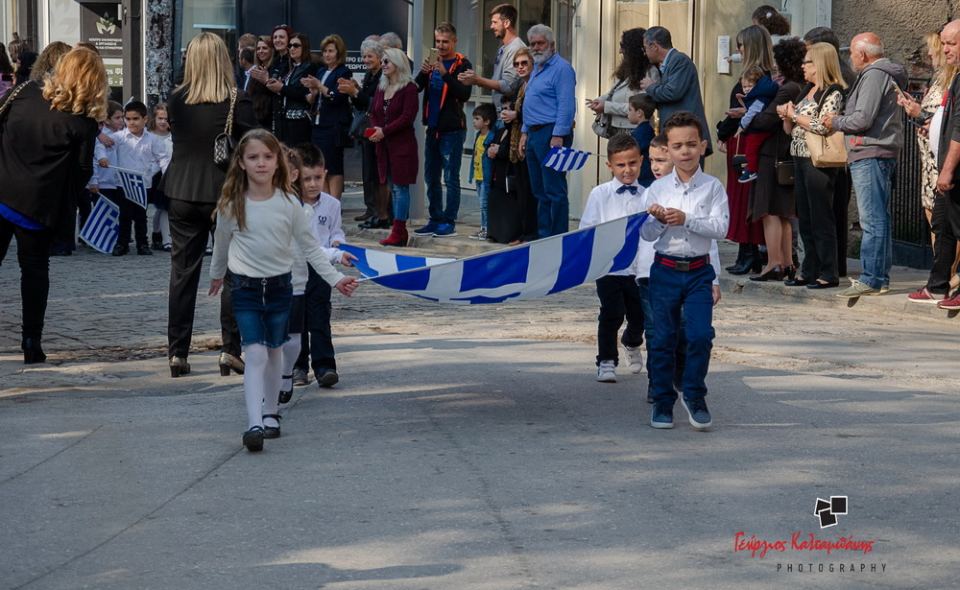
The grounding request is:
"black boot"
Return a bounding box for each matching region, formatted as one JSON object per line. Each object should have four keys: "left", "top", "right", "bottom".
{"left": 22, "top": 336, "right": 46, "bottom": 364}
{"left": 729, "top": 244, "right": 759, "bottom": 275}
{"left": 725, "top": 243, "right": 748, "bottom": 272}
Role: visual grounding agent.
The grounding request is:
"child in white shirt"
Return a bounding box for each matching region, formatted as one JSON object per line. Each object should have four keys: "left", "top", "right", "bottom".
{"left": 579, "top": 134, "right": 647, "bottom": 383}
{"left": 86, "top": 101, "right": 124, "bottom": 234}
{"left": 147, "top": 103, "right": 173, "bottom": 251}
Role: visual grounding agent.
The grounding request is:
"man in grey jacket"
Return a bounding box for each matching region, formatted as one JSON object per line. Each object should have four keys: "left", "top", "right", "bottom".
{"left": 640, "top": 26, "right": 712, "bottom": 155}
{"left": 822, "top": 32, "right": 907, "bottom": 297}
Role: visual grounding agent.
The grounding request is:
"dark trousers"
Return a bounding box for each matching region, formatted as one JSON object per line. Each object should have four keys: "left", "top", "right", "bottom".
{"left": 361, "top": 140, "right": 379, "bottom": 217}
{"left": 794, "top": 157, "right": 839, "bottom": 283}
{"left": 647, "top": 258, "right": 716, "bottom": 405}
{"left": 296, "top": 266, "right": 336, "bottom": 372}
{"left": 167, "top": 198, "right": 240, "bottom": 358}
{"left": 0, "top": 217, "right": 53, "bottom": 341}
{"left": 104, "top": 188, "right": 148, "bottom": 248}
{"left": 926, "top": 189, "right": 960, "bottom": 294}
{"left": 595, "top": 275, "right": 644, "bottom": 366}
{"left": 637, "top": 277, "right": 684, "bottom": 391}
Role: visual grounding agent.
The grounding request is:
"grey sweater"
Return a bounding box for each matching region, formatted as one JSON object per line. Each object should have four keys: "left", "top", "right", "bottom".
{"left": 832, "top": 58, "right": 908, "bottom": 162}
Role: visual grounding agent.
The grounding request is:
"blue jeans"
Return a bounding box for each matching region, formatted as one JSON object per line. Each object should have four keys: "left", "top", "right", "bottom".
{"left": 391, "top": 182, "right": 411, "bottom": 221}
{"left": 525, "top": 126, "right": 571, "bottom": 238}
{"left": 228, "top": 272, "right": 293, "bottom": 349}
{"left": 477, "top": 180, "right": 490, "bottom": 229}
{"left": 849, "top": 158, "right": 895, "bottom": 289}
{"left": 424, "top": 129, "right": 466, "bottom": 224}
{"left": 638, "top": 277, "right": 685, "bottom": 392}
{"left": 647, "top": 259, "right": 715, "bottom": 405}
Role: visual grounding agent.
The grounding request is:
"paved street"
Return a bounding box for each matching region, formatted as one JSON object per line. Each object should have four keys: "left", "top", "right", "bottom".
{"left": 1, "top": 209, "right": 959, "bottom": 589}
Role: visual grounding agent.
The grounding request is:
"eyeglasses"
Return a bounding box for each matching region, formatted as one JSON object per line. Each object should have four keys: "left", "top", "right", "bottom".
{"left": 289, "top": 43, "right": 302, "bottom": 48}
{"left": 513, "top": 60, "right": 530, "bottom": 67}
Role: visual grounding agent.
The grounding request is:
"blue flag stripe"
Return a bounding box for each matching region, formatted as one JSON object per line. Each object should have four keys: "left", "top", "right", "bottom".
{"left": 459, "top": 247, "right": 530, "bottom": 292}
{"left": 609, "top": 213, "right": 646, "bottom": 272}
{"left": 548, "top": 226, "right": 595, "bottom": 294}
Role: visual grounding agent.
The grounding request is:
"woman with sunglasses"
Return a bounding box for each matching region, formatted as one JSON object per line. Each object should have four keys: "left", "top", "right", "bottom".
{"left": 266, "top": 32, "right": 314, "bottom": 146}
{"left": 586, "top": 28, "right": 658, "bottom": 139}
{"left": 488, "top": 47, "right": 537, "bottom": 244}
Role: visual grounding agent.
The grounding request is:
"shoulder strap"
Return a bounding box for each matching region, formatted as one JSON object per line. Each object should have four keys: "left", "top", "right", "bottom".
{"left": 224, "top": 88, "right": 237, "bottom": 136}
{"left": 0, "top": 81, "right": 32, "bottom": 121}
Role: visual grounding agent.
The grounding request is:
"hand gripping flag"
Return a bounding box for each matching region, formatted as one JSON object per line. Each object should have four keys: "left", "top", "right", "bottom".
{"left": 543, "top": 146, "right": 592, "bottom": 172}
{"left": 79, "top": 196, "right": 120, "bottom": 254}
{"left": 339, "top": 212, "right": 647, "bottom": 304}
{"left": 113, "top": 166, "right": 149, "bottom": 209}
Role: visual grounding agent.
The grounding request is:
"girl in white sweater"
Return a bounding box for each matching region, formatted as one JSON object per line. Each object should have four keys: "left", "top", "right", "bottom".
{"left": 209, "top": 129, "right": 358, "bottom": 452}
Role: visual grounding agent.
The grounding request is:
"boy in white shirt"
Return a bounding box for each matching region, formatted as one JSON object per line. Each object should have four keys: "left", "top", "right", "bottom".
{"left": 579, "top": 134, "right": 646, "bottom": 383}
{"left": 112, "top": 100, "right": 167, "bottom": 256}
{"left": 87, "top": 101, "right": 124, "bottom": 232}
{"left": 641, "top": 112, "right": 729, "bottom": 431}
{"left": 293, "top": 145, "right": 353, "bottom": 389}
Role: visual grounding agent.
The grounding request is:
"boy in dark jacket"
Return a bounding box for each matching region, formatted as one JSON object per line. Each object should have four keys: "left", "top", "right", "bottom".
{"left": 412, "top": 22, "right": 473, "bottom": 238}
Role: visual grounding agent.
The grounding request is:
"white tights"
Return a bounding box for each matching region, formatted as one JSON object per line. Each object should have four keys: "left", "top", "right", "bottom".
{"left": 152, "top": 209, "right": 170, "bottom": 245}
{"left": 242, "top": 343, "right": 283, "bottom": 429}
{"left": 280, "top": 334, "right": 302, "bottom": 395}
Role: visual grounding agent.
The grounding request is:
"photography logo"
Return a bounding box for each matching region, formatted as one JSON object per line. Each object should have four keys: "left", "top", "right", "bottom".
{"left": 814, "top": 496, "right": 847, "bottom": 528}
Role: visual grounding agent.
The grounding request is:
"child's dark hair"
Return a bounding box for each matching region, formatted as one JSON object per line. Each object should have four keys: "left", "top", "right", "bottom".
{"left": 662, "top": 111, "right": 704, "bottom": 140}
{"left": 607, "top": 133, "right": 640, "bottom": 158}
{"left": 124, "top": 100, "right": 148, "bottom": 117}
{"left": 740, "top": 65, "right": 764, "bottom": 85}
{"left": 473, "top": 103, "right": 496, "bottom": 126}
{"left": 106, "top": 100, "right": 123, "bottom": 118}
{"left": 650, "top": 134, "right": 668, "bottom": 150}
{"left": 296, "top": 143, "right": 326, "bottom": 170}
{"left": 628, "top": 94, "right": 656, "bottom": 120}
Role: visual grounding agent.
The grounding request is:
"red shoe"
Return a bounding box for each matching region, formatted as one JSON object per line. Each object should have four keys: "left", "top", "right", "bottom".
{"left": 938, "top": 291, "right": 960, "bottom": 310}
{"left": 379, "top": 220, "right": 408, "bottom": 247}
{"left": 907, "top": 287, "right": 943, "bottom": 304}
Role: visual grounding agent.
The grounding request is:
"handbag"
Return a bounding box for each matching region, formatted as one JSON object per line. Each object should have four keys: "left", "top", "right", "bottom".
{"left": 0, "top": 81, "right": 31, "bottom": 138}
{"left": 804, "top": 85, "right": 847, "bottom": 168}
{"left": 774, "top": 131, "right": 794, "bottom": 186}
{"left": 213, "top": 88, "right": 238, "bottom": 170}
{"left": 591, "top": 80, "right": 625, "bottom": 139}
{"left": 349, "top": 109, "right": 370, "bottom": 141}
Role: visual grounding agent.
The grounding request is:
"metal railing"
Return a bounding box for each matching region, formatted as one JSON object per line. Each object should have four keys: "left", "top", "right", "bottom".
{"left": 890, "top": 89, "right": 932, "bottom": 268}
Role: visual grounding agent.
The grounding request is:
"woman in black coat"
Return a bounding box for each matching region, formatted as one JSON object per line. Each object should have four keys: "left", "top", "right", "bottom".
{"left": 164, "top": 32, "right": 257, "bottom": 378}
{"left": 0, "top": 48, "right": 103, "bottom": 363}
{"left": 266, "top": 32, "right": 313, "bottom": 146}
{"left": 304, "top": 34, "right": 353, "bottom": 199}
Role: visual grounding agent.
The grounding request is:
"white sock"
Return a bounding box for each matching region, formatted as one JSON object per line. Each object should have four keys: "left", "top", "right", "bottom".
{"left": 242, "top": 344, "right": 268, "bottom": 429}
{"left": 261, "top": 346, "right": 283, "bottom": 428}
{"left": 280, "top": 334, "right": 301, "bottom": 394}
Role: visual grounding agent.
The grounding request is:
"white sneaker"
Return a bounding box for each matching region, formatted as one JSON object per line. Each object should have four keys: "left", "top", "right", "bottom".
{"left": 596, "top": 360, "right": 617, "bottom": 383}
{"left": 623, "top": 345, "right": 644, "bottom": 374}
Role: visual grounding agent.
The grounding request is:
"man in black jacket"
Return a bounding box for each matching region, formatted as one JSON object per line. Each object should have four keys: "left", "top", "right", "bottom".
{"left": 412, "top": 22, "right": 473, "bottom": 237}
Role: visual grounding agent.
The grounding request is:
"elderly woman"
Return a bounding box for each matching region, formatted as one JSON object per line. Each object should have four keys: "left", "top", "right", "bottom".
{"left": 266, "top": 32, "right": 313, "bottom": 146}
{"left": 341, "top": 37, "right": 390, "bottom": 227}
{"left": 587, "top": 27, "right": 658, "bottom": 138}
{"left": 303, "top": 34, "right": 353, "bottom": 199}
{"left": 164, "top": 32, "right": 257, "bottom": 377}
{"left": 368, "top": 47, "right": 419, "bottom": 247}
{"left": 778, "top": 42, "right": 847, "bottom": 289}
{"left": 0, "top": 48, "right": 104, "bottom": 363}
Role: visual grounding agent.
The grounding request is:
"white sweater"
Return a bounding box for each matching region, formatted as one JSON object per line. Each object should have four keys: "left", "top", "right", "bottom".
{"left": 210, "top": 189, "right": 345, "bottom": 288}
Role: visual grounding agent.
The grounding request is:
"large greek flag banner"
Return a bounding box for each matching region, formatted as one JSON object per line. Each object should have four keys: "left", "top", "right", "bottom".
{"left": 79, "top": 196, "right": 120, "bottom": 254}
{"left": 114, "top": 166, "right": 148, "bottom": 209}
{"left": 339, "top": 213, "right": 647, "bottom": 304}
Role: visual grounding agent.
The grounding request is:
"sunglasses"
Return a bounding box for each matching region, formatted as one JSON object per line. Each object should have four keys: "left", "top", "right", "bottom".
{"left": 382, "top": 58, "right": 390, "bottom": 65}
{"left": 513, "top": 60, "right": 530, "bottom": 67}
{"left": 289, "top": 43, "right": 302, "bottom": 48}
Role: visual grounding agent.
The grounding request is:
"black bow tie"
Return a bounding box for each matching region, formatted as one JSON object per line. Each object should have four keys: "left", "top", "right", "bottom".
{"left": 616, "top": 185, "right": 638, "bottom": 195}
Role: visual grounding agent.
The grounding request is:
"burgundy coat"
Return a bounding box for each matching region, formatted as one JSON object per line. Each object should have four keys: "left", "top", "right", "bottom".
{"left": 369, "top": 82, "right": 419, "bottom": 185}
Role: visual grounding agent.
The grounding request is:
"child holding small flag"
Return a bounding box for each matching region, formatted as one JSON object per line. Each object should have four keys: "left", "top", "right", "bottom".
{"left": 579, "top": 134, "right": 646, "bottom": 383}
{"left": 112, "top": 100, "right": 167, "bottom": 256}
{"left": 89, "top": 100, "right": 124, "bottom": 224}
{"left": 209, "top": 129, "right": 358, "bottom": 452}
{"left": 469, "top": 103, "right": 497, "bottom": 240}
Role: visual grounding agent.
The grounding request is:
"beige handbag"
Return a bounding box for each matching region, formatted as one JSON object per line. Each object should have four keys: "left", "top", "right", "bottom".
{"left": 806, "top": 130, "right": 847, "bottom": 168}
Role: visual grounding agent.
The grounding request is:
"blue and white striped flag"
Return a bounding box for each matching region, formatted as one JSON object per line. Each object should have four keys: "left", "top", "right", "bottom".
{"left": 339, "top": 212, "right": 647, "bottom": 304}
{"left": 114, "top": 166, "right": 148, "bottom": 209}
{"left": 79, "top": 196, "right": 120, "bottom": 254}
{"left": 543, "top": 146, "right": 592, "bottom": 172}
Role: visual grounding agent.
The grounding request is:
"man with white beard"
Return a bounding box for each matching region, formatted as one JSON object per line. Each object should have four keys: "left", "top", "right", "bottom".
{"left": 518, "top": 24, "right": 577, "bottom": 238}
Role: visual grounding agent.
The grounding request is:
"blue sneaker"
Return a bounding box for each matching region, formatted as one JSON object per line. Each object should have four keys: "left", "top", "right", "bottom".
{"left": 681, "top": 398, "right": 712, "bottom": 430}
{"left": 650, "top": 402, "right": 674, "bottom": 429}
{"left": 413, "top": 221, "right": 439, "bottom": 236}
{"left": 737, "top": 169, "right": 758, "bottom": 183}
{"left": 433, "top": 222, "right": 457, "bottom": 237}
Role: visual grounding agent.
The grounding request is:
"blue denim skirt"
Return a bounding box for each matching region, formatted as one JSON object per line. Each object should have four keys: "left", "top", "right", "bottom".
{"left": 228, "top": 272, "right": 293, "bottom": 348}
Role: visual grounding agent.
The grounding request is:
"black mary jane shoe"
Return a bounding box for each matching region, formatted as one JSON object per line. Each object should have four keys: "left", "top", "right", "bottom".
{"left": 806, "top": 279, "right": 840, "bottom": 290}
{"left": 279, "top": 377, "right": 293, "bottom": 404}
{"left": 784, "top": 277, "right": 811, "bottom": 287}
{"left": 243, "top": 426, "right": 265, "bottom": 452}
{"left": 262, "top": 414, "right": 282, "bottom": 439}
{"left": 749, "top": 266, "right": 784, "bottom": 282}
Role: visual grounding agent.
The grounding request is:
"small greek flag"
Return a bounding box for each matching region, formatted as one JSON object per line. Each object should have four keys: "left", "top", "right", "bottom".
{"left": 79, "top": 196, "right": 120, "bottom": 254}
{"left": 543, "top": 146, "right": 591, "bottom": 172}
{"left": 114, "top": 166, "right": 148, "bottom": 209}
{"left": 339, "top": 212, "right": 647, "bottom": 304}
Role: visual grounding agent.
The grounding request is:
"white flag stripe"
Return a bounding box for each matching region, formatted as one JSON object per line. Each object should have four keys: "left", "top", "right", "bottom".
{"left": 422, "top": 257, "right": 466, "bottom": 303}
{"left": 79, "top": 196, "right": 120, "bottom": 254}
{"left": 365, "top": 248, "right": 401, "bottom": 276}
{"left": 524, "top": 237, "right": 566, "bottom": 298}
{"left": 586, "top": 216, "right": 628, "bottom": 279}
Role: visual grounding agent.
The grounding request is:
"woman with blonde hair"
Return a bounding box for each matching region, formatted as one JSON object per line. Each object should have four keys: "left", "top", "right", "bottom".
{"left": 778, "top": 42, "right": 848, "bottom": 289}
{"left": 0, "top": 47, "right": 105, "bottom": 363}
{"left": 164, "top": 31, "right": 257, "bottom": 378}
{"left": 368, "top": 46, "right": 419, "bottom": 246}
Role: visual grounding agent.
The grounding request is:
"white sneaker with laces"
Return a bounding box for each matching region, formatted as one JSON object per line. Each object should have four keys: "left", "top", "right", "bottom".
{"left": 596, "top": 360, "right": 617, "bottom": 383}
{"left": 623, "top": 345, "right": 644, "bottom": 374}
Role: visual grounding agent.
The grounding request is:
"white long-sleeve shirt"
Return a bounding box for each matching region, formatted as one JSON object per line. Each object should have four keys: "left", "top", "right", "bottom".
{"left": 91, "top": 129, "right": 119, "bottom": 190}
{"left": 579, "top": 178, "right": 646, "bottom": 277}
{"left": 308, "top": 193, "right": 347, "bottom": 264}
{"left": 114, "top": 128, "right": 166, "bottom": 189}
{"left": 154, "top": 132, "right": 173, "bottom": 173}
{"left": 210, "top": 190, "right": 345, "bottom": 287}
{"left": 640, "top": 167, "right": 729, "bottom": 254}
